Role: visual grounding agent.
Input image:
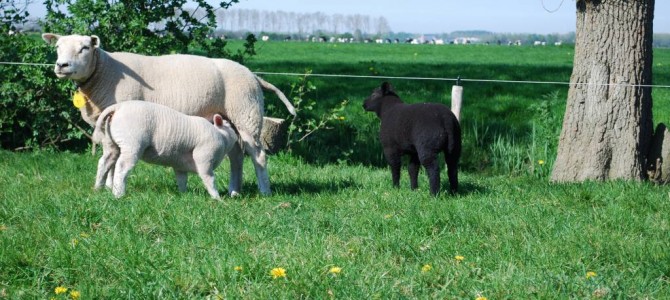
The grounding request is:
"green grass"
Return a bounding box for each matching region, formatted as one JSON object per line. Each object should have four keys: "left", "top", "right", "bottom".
{"left": 237, "top": 41, "right": 670, "bottom": 171}
{"left": 1, "top": 150, "right": 669, "bottom": 298}
{"left": 2, "top": 42, "right": 670, "bottom": 298}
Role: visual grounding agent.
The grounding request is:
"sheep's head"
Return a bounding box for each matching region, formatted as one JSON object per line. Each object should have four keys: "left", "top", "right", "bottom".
{"left": 363, "top": 81, "right": 399, "bottom": 116}
{"left": 42, "top": 33, "right": 100, "bottom": 83}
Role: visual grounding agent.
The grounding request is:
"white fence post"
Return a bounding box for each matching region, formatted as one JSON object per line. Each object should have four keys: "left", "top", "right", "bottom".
{"left": 451, "top": 77, "right": 463, "bottom": 122}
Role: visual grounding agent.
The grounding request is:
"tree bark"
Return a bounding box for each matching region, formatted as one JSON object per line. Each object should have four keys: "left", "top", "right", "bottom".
{"left": 552, "top": 0, "right": 655, "bottom": 182}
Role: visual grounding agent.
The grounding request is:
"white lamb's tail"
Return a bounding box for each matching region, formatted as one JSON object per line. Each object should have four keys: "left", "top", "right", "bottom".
{"left": 255, "top": 75, "right": 297, "bottom": 116}
{"left": 92, "top": 105, "right": 117, "bottom": 144}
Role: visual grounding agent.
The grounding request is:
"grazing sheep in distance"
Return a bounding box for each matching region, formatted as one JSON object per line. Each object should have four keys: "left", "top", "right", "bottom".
{"left": 363, "top": 82, "right": 461, "bottom": 195}
{"left": 93, "top": 101, "right": 238, "bottom": 199}
{"left": 42, "top": 33, "right": 296, "bottom": 196}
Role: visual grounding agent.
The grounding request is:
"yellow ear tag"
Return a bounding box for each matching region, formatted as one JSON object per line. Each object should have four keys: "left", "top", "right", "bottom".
{"left": 73, "top": 91, "right": 87, "bottom": 109}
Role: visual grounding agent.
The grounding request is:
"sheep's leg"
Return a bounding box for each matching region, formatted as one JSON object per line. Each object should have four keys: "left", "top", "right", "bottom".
{"left": 112, "top": 150, "right": 140, "bottom": 198}
{"left": 419, "top": 151, "right": 440, "bottom": 196}
{"left": 444, "top": 151, "right": 459, "bottom": 194}
{"left": 249, "top": 148, "right": 270, "bottom": 196}
{"left": 105, "top": 165, "right": 115, "bottom": 189}
{"left": 383, "top": 147, "right": 402, "bottom": 188}
{"left": 95, "top": 143, "right": 119, "bottom": 190}
{"left": 228, "top": 144, "right": 244, "bottom": 197}
{"left": 197, "top": 169, "right": 220, "bottom": 200}
{"left": 174, "top": 169, "right": 188, "bottom": 193}
{"left": 240, "top": 131, "right": 271, "bottom": 196}
{"left": 408, "top": 153, "right": 420, "bottom": 190}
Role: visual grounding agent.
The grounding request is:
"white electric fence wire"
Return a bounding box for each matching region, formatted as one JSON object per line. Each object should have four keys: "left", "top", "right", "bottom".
{"left": 2, "top": 62, "right": 669, "bottom": 88}
{"left": 254, "top": 71, "right": 670, "bottom": 88}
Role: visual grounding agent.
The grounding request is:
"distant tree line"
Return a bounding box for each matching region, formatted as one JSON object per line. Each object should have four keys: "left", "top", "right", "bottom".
{"left": 213, "top": 9, "right": 391, "bottom": 38}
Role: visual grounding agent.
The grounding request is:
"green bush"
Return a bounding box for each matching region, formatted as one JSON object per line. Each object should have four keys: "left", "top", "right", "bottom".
{"left": 0, "top": 0, "right": 255, "bottom": 151}
{"left": 0, "top": 25, "right": 81, "bottom": 150}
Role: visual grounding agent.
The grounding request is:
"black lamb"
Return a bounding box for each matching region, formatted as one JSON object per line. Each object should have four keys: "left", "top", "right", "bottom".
{"left": 363, "top": 82, "right": 461, "bottom": 195}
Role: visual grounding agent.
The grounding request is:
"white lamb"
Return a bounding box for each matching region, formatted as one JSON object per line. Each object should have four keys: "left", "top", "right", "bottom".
{"left": 93, "top": 101, "right": 238, "bottom": 199}
{"left": 42, "top": 33, "right": 296, "bottom": 196}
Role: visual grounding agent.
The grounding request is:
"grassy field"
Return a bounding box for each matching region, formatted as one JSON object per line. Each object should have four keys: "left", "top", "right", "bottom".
{"left": 1, "top": 151, "right": 669, "bottom": 299}
{"left": 242, "top": 41, "right": 670, "bottom": 171}
{"left": 2, "top": 42, "right": 670, "bottom": 298}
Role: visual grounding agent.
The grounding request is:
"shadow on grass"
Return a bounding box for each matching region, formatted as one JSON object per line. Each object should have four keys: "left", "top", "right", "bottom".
{"left": 272, "top": 177, "right": 361, "bottom": 196}
{"left": 454, "top": 180, "right": 489, "bottom": 197}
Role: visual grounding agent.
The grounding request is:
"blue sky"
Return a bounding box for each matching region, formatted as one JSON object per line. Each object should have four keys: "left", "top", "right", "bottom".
{"left": 27, "top": 0, "right": 670, "bottom": 34}
{"left": 228, "top": 0, "right": 669, "bottom": 34}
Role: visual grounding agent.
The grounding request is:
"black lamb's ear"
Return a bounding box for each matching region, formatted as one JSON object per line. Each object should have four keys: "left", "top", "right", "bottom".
{"left": 381, "top": 81, "right": 394, "bottom": 94}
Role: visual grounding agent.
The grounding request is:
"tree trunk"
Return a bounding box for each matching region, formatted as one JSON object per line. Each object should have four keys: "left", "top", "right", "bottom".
{"left": 552, "top": 0, "right": 655, "bottom": 182}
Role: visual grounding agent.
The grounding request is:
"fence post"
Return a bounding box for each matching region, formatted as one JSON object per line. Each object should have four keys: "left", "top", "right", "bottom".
{"left": 451, "top": 76, "right": 463, "bottom": 122}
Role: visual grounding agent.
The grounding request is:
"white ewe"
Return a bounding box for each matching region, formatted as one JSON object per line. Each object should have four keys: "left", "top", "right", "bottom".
{"left": 43, "top": 33, "right": 295, "bottom": 196}
{"left": 93, "top": 101, "right": 238, "bottom": 199}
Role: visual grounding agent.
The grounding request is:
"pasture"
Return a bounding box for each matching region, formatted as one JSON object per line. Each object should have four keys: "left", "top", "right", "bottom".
{"left": 1, "top": 42, "right": 670, "bottom": 298}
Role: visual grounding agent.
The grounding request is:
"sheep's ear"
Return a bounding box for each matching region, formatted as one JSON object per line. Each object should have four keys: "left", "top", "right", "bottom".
{"left": 42, "top": 33, "right": 60, "bottom": 45}
{"left": 90, "top": 35, "right": 101, "bottom": 48}
{"left": 381, "top": 81, "right": 394, "bottom": 94}
{"left": 213, "top": 114, "right": 225, "bottom": 127}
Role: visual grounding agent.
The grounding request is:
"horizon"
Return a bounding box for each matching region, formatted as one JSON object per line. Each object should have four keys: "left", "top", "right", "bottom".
{"left": 25, "top": 0, "right": 670, "bottom": 35}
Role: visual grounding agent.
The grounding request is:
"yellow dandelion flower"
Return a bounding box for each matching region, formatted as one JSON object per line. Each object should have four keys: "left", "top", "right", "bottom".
{"left": 586, "top": 271, "right": 597, "bottom": 279}
{"left": 69, "top": 290, "right": 81, "bottom": 300}
{"left": 538, "top": 160, "right": 546, "bottom": 165}
{"left": 71, "top": 238, "right": 79, "bottom": 247}
{"left": 455, "top": 255, "right": 465, "bottom": 261}
{"left": 338, "top": 116, "right": 345, "bottom": 121}
{"left": 421, "top": 264, "right": 432, "bottom": 273}
{"left": 329, "top": 266, "right": 342, "bottom": 275}
{"left": 55, "top": 286, "right": 68, "bottom": 294}
{"left": 475, "top": 296, "right": 488, "bottom": 300}
{"left": 270, "top": 267, "right": 287, "bottom": 279}
{"left": 234, "top": 266, "right": 243, "bottom": 272}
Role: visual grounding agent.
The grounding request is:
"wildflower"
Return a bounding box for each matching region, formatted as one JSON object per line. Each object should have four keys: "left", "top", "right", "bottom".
{"left": 329, "top": 266, "right": 342, "bottom": 275}
{"left": 69, "top": 290, "right": 81, "bottom": 300}
{"left": 55, "top": 286, "right": 68, "bottom": 294}
{"left": 270, "top": 267, "right": 287, "bottom": 279}
{"left": 421, "top": 264, "right": 432, "bottom": 273}
{"left": 234, "top": 266, "right": 243, "bottom": 272}
{"left": 586, "top": 271, "right": 597, "bottom": 279}
{"left": 338, "top": 116, "right": 345, "bottom": 121}
{"left": 71, "top": 238, "right": 79, "bottom": 247}
{"left": 455, "top": 255, "right": 465, "bottom": 262}
{"left": 475, "top": 296, "right": 487, "bottom": 300}
{"left": 384, "top": 214, "right": 393, "bottom": 219}
{"left": 538, "top": 160, "right": 546, "bottom": 165}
